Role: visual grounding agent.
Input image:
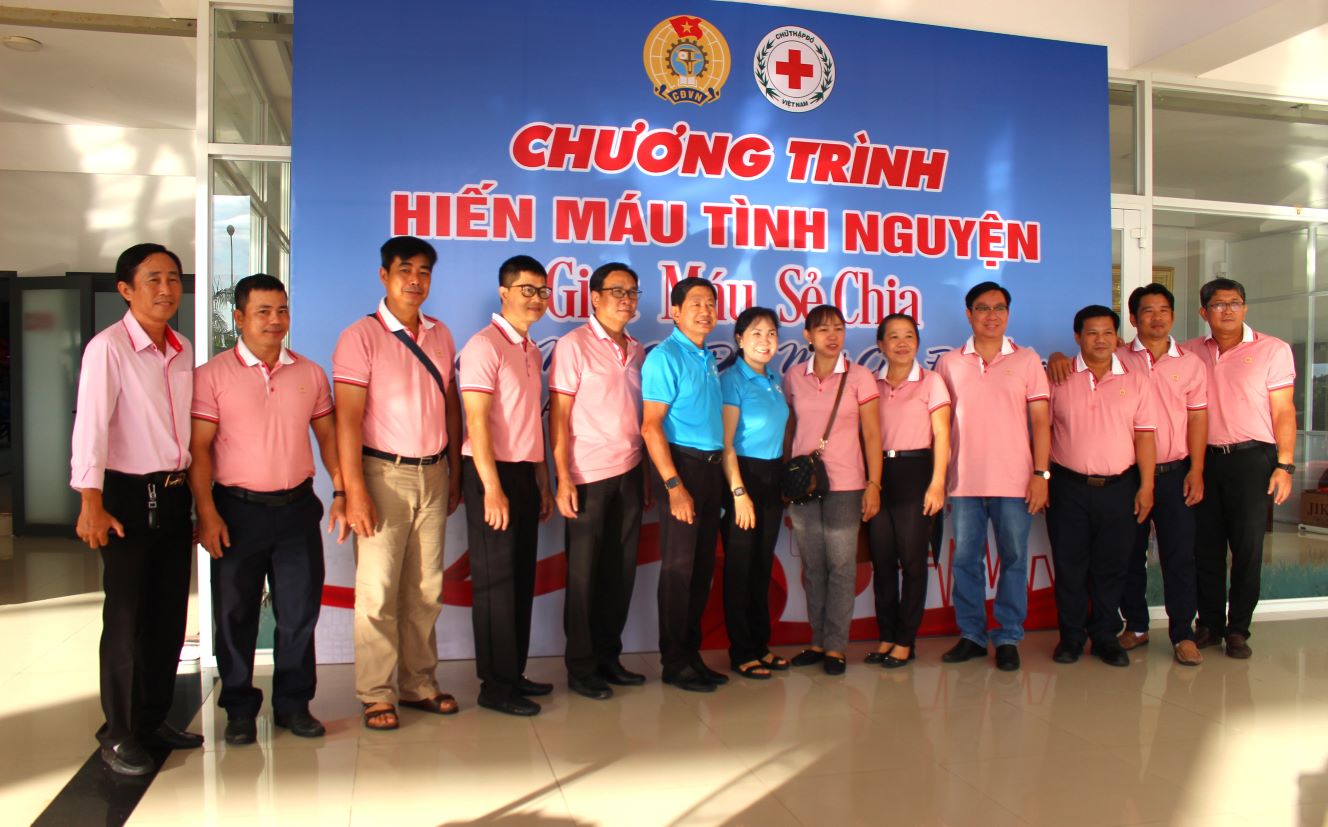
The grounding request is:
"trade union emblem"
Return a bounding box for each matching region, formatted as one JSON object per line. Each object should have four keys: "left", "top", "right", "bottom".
{"left": 753, "top": 26, "right": 834, "bottom": 112}
{"left": 643, "top": 15, "right": 731, "bottom": 106}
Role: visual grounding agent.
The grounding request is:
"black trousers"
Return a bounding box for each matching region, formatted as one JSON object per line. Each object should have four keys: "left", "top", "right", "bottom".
{"left": 1195, "top": 443, "right": 1275, "bottom": 639}
{"left": 867, "top": 454, "right": 934, "bottom": 648}
{"left": 1046, "top": 468, "right": 1138, "bottom": 648}
{"left": 720, "top": 456, "right": 783, "bottom": 666}
{"left": 1119, "top": 461, "right": 1198, "bottom": 645}
{"left": 97, "top": 471, "right": 193, "bottom": 747}
{"left": 654, "top": 446, "right": 724, "bottom": 677}
{"left": 212, "top": 487, "right": 325, "bottom": 718}
{"left": 463, "top": 458, "right": 539, "bottom": 701}
{"left": 563, "top": 463, "right": 644, "bottom": 679}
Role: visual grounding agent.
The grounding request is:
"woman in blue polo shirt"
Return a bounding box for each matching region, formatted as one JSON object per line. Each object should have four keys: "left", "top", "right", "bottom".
{"left": 719, "top": 306, "right": 791, "bottom": 679}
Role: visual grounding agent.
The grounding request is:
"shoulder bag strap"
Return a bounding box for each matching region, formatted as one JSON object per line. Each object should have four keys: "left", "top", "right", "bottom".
{"left": 814, "top": 370, "right": 849, "bottom": 456}
{"left": 371, "top": 313, "right": 447, "bottom": 399}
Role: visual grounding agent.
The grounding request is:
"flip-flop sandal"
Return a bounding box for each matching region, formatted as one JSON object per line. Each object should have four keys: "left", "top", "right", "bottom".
{"left": 362, "top": 703, "right": 399, "bottom": 730}
{"left": 399, "top": 693, "right": 459, "bottom": 715}
{"left": 760, "top": 654, "right": 790, "bottom": 671}
{"left": 733, "top": 662, "right": 773, "bottom": 680}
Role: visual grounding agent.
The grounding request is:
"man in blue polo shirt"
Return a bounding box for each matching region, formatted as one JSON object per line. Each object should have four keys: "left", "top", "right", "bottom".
{"left": 641, "top": 276, "right": 726, "bottom": 693}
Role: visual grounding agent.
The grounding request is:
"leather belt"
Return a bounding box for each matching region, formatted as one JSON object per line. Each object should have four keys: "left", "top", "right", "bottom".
{"left": 1154, "top": 458, "right": 1190, "bottom": 476}
{"left": 214, "top": 478, "right": 314, "bottom": 507}
{"left": 363, "top": 446, "right": 444, "bottom": 466}
{"left": 883, "top": 449, "right": 932, "bottom": 459}
{"left": 1207, "top": 439, "right": 1269, "bottom": 455}
{"left": 671, "top": 444, "right": 723, "bottom": 464}
{"left": 1051, "top": 463, "right": 1136, "bottom": 488}
{"left": 105, "top": 469, "right": 187, "bottom": 488}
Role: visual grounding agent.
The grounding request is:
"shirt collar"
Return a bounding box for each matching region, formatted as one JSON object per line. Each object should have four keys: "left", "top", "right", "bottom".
{"left": 737, "top": 357, "right": 775, "bottom": 383}
{"left": 1204, "top": 322, "right": 1255, "bottom": 344}
{"left": 589, "top": 314, "right": 635, "bottom": 344}
{"left": 1073, "top": 353, "right": 1126, "bottom": 375}
{"left": 668, "top": 326, "right": 706, "bottom": 353}
{"left": 1130, "top": 336, "right": 1180, "bottom": 359}
{"left": 236, "top": 337, "right": 294, "bottom": 368}
{"left": 878, "top": 360, "right": 922, "bottom": 382}
{"left": 377, "top": 298, "right": 435, "bottom": 333}
{"left": 804, "top": 351, "right": 848, "bottom": 375}
{"left": 490, "top": 312, "right": 529, "bottom": 345}
{"left": 121, "top": 310, "right": 182, "bottom": 354}
{"left": 961, "top": 335, "right": 1015, "bottom": 357}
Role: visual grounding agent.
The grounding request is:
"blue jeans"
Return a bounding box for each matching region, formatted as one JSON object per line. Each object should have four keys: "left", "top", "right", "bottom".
{"left": 950, "top": 496, "right": 1033, "bottom": 647}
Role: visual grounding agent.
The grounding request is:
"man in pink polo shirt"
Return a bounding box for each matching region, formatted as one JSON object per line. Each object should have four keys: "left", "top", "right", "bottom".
{"left": 1184, "top": 277, "right": 1296, "bottom": 659}
{"left": 934, "top": 281, "right": 1051, "bottom": 672}
{"left": 190, "top": 274, "right": 349, "bottom": 745}
{"left": 460, "top": 254, "right": 554, "bottom": 716}
{"left": 549, "top": 262, "right": 649, "bottom": 700}
{"left": 333, "top": 236, "right": 463, "bottom": 731}
{"left": 1046, "top": 305, "right": 1156, "bottom": 668}
{"left": 71, "top": 243, "right": 201, "bottom": 775}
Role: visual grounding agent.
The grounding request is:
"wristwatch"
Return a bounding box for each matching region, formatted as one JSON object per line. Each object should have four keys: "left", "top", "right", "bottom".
{"left": 332, "top": 490, "right": 346, "bottom": 498}
{"left": 1276, "top": 462, "right": 1295, "bottom": 474}
{"left": 732, "top": 486, "right": 747, "bottom": 498}
{"left": 1033, "top": 469, "right": 1051, "bottom": 480}
{"left": 664, "top": 476, "right": 682, "bottom": 490}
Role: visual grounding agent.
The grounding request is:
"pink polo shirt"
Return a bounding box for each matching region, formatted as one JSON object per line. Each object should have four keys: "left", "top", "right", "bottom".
{"left": 71, "top": 311, "right": 192, "bottom": 489}
{"left": 460, "top": 313, "right": 545, "bottom": 463}
{"left": 935, "top": 336, "right": 1050, "bottom": 498}
{"left": 1183, "top": 324, "right": 1295, "bottom": 447}
{"left": 786, "top": 353, "right": 880, "bottom": 491}
{"left": 1049, "top": 354, "right": 1157, "bottom": 476}
{"left": 1117, "top": 337, "right": 1207, "bottom": 464}
{"left": 331, "top": 298, "right": 455, "bottom": 459}
{"left": 192, "top": 340, "right": 334, "bottom": 491}
{"left": 877, "top": 362, "right": 951, "bottom": 452}
{"left": 548, "top": 317, "right": 644, "bottom": 484}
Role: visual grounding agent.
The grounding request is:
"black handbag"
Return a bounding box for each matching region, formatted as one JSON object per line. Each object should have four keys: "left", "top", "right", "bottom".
{"left": 781, "top": 371, "right": 848, "bottom": 504}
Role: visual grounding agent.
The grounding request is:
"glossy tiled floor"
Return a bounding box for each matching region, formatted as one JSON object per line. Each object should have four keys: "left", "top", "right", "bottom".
{"left": 6, "top": 594, "right": 1328, "bottom": 827}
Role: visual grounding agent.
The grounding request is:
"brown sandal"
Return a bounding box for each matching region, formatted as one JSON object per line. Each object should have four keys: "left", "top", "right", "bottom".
{"left": 399, "top": 693, "right": 459, "bottom": 715}
{"left": 362, "top": 702, "right": 399, "bottom": 730}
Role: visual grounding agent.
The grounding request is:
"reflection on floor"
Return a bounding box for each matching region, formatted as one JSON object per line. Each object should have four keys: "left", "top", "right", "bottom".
{"left": 3, "top": 588, "right": 1327, "bottom": 827}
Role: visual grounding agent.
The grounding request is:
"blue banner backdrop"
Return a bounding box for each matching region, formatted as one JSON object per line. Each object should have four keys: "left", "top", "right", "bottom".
{"left": 291, "top": 0, "right": 1109, "bottom": 663}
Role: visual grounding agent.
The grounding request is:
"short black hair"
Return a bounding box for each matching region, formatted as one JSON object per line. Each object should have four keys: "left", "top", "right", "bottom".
{"left": 498, "top": 254, "right": 547, "bottom": 287}
{"left": 876, "top": 313, "right": 919, "bottom": 342}
{"left": 115, "top": 243, "right": 182, "bottom": 290}
{"left": 1199, "top": 278, "right": 1246, "bottom": 307}
{"left": 804, "top": 304, "right": 845, "bottom": 331}
{"left": 1127, "top": 283, "right": 1175, "bottom": 317}
{"left": 670, "top": 276, "right": 717, "bottom": 307}
{"left": 1073, "top": 304, "right": 1119, "bottom": 334}
{"left": 589, "top": 262, "right": 639, "bottom": 291}
{"left": 234, "top": 273, "right": 286, "bottom": 312}
{"left": 380, "top": 236, "right": 437, "bottom": 270}
{"left": 964, "top": 281, "right": 1011, "bottom": 310}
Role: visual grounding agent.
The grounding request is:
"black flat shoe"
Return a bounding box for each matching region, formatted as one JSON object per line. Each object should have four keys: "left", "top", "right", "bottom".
{"left": 569, "top": 675, "right": 613, "bottom": 700}
{"left": 1052, "top": 640, "right": 1082, "bottom": 664}
{"left": 880, "top": 653, "right": 910, "bottom": 669}
{"left": 693, "top": 660, "right": 729, "bottom": 685}
{"left": 518, "top": 677, "right": 554, "bottom": 697}
{"left": 598, "top": 661, "right": 646, "bottom": 686}
{"left": 478, "top": 693, "right": 541, "bottom": 716}
{"left": 662, "top": 668, "right": 716, "bottom": 693}
{"left": 100, "top": 739, "right": 153, "bottom": 776}
{"left": 822, "top": 655, "right": 847, "bottom": 675}
{"left": 865, "top": 647, "right": 893, "bottom": 664}
{"left": 941, "top": 639, "right": 988, "bottom": 664}
{"left": 995, "top": 644, "right": 1021, "bottom": 672}
{"left": 790, "top": 649, "right": 825, "bottom": 667}
{"left": 147, "top": 722, "right": 204, "bottom": 749}
{"left": 274, "top": 709, "right": 326, "bottom": 738}
{"left": 224, "top": 717, "right": 257, "bottom": 745}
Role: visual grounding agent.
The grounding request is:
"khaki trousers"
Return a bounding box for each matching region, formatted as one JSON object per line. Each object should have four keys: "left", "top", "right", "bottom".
{"left": 354, "top": 456, "right": 448, "bottom": 704}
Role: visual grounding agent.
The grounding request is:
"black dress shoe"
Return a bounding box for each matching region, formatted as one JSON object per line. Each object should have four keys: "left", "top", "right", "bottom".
{"left": 478, "top": 693, "right": 541, "bottom": 716}
{"left": 224, "top": 717, "right": 257, "bottom": 745}
{"left": 569, "top": 674, "right": 613, "bottom": 700}
{"left": 1093, "top": 640, "right": 1130, "bottom": 668}
{"left": 662, "top": 668, "right": 716, "bottom": 693}
{"left": 790, "top": 649, "right": 825, "bottom": 667}
{"left": 147, "top": 722, "right": 204, "bottom": 749}
{"left": 692, "top": 660, "right": 729, "bottom": 685}
{"left": 995, "top": 644, "right": 1021, "bottom": 672}
{"left": 518, "top": 677, "right": 554, "bottom": 697}
{"left": 941, "top": 639, "right": 988, "bottom": 663}
{"left": 1052, "top": 640, "right": 1081, "bottom": 664}
{"left": 100, "top": 739, "right": 154, "bottom": 776}
{"left": 598, "top": 661, "right": 646, "bottom": 686}
{"left": 274, "top": 709, "right": 326, "bottom": 738}
{"left": 823, "top": 655, "right": 847, "bottom": 675}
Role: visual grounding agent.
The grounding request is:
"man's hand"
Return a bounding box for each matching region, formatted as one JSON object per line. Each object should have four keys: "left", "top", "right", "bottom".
{"left": 447, "top": 463, "right": 463, "bottom": 515}
{"left": 861, "top": 485, "right": 881, "bottom": 521}
{"left": 76, "top": 498, "right": 124, "bottom": 550}
{"left": 328, "top": 496, "right": 350, "bottom": 544}
{"left": 922, "top": 481, "right": 946, "bottom": 517}
{"left": 1046, "top": 351, "right": 1073, "bottom": 384}
{"left": 555, "top": 479, "right": 579, "bottom": 520}
{"left": 1026, "top": 476, "right": 1049, "bottom": 513}
{"left": 1183, "top": 467, "right": 1204, "bottom": 507}
{"left": 1269, "top": 468, "right": 1292, "bottom": 506}
{"left": 345, "top": 489, "right": 378, "bottom": 539}
{"left": 1134, "top": 485, "right": 1155, "bottom": 524}
{"left": 668, "top": 485, "right": 695, "bottom": 525}
{"left": 484, "top": 486, "right": 510, "bottom": 531}
{"left": 733, "top": 495, "right": 755, "bottom": 530}
{"left": 538, "top": 483, "right": 555, "bottom": 523}
{"left": 197, "top": 509, "right": 231, "bottom": 559}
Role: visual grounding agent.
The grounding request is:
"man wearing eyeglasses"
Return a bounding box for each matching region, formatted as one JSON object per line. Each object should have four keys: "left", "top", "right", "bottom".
{"left": 549, "top": 263, "right": 649, "bottom": 700}
{"left": 1183, "top": 278, "right": 1296, "bottom": 659}
{"left": 934, "top": 281, "right": 1051, "bottom": 672}
{"left": 460, "top": 254, "right": 555, "bottom": 715}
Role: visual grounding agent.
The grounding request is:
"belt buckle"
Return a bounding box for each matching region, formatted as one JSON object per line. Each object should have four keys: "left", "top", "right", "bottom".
{"left": 886, "top": 450, "right": 898, "bottom": 458}
{"left": 163, "top": 472, "right": 186, "bottom": 488}
{"left": 420, "top": 455, "right": 436, "bottom": 466}
{"left": 1087, "top": 476, "right": 1106, "bottom": 487}
{"left": 1214, "top": 444, "right": 1233, "bottom": 454}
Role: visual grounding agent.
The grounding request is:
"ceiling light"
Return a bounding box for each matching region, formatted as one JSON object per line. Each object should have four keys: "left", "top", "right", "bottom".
{"left": 2, "top": 35, "right": 43, "bottom": 52}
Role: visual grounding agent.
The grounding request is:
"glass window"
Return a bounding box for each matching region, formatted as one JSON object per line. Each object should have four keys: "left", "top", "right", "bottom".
{"left": 1313, "top": 293, "right": 1328, "bottom": 433}
{"left": 212, "top": 9, "right": 293, "bottom": 145}
{"left": 1109, "top": 81, "right": 1138, "bottom": 195}
{"left": 210, "top": 159, "right": 290, "bottom": 355}
{"left": 1153, "top": 89, "right": 1328, "bottom": 208}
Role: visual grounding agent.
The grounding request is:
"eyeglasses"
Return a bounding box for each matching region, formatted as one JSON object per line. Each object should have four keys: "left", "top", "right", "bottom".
{"left": 1207, "top": 301, "right": 1245, "bottom": 312}
{"left": 595, "top": 287, "right": 641, "bottom": 300}
{"left": 971, "top": 304, "right": 1009, "bottom": 314}
{"left": 507, "top": 284, "right": 552, "bottom": 299}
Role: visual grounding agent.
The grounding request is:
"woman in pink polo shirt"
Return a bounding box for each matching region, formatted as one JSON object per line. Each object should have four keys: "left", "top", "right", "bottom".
{"left": 867, "top": 314, "right": 950, "bottom": 668}
{"left": 786, "top": 305, "right": 882, "bottom": 675}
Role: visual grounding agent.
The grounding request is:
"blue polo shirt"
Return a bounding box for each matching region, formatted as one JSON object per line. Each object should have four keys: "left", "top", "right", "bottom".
{"left": 641, "top": 327, "right": 723, "bottom": 451}
{"left": 720, "top": 358, "right": 789, "bottom": 460}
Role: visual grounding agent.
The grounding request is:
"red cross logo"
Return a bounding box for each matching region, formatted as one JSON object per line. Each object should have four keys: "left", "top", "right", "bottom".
{"left": 774, "top": 46, "right": 814, "bottom": 90}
